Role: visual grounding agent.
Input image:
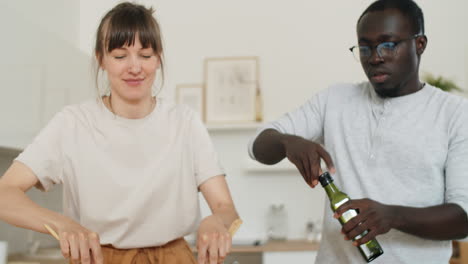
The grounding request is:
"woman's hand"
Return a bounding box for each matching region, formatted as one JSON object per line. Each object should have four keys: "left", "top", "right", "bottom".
{"left": 197, "top": 215, "right": 232, "bottom": 264}
{"left": 53, "top": 219, "right": 104, "bottom": 264}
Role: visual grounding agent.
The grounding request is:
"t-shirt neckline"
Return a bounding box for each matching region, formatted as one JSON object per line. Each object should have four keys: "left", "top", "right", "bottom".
{"left": 98, "top": 97, "right": 160, "bottom": 126}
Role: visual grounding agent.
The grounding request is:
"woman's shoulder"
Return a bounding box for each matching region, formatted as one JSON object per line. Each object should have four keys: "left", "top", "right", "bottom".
{"left": 58, "top": 98, "right": 100, "bottom": 116}
{"left": 157, "top": 98, "right": 200, "bottom": 121}
{"left": 50, "top": 98, "right": 104, "bottom": 126}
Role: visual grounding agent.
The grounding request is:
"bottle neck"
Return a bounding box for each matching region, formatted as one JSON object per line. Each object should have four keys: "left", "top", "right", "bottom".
{"left": 323, "top": 182, "right": 340, "bottom": 199}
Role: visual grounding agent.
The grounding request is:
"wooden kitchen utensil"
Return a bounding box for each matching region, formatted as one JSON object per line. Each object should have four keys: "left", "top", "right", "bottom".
{"left": 228, "top": 219, "right": 243, "bottom": 237}
{"left": 44, "top": 224, "right": 60, "bottom": 240}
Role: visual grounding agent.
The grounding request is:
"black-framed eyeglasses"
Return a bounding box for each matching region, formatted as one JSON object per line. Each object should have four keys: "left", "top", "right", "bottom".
{"left": 349, "top": 34, "right": 423, "bottom": 61}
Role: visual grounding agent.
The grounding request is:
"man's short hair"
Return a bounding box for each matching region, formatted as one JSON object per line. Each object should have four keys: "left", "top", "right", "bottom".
{"left": 358, "top": 0, "right": 425, "bottom": 35}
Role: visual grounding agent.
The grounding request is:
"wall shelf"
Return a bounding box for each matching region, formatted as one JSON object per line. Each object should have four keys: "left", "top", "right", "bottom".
{"left": 206, "top": 122, "right": 264, "bottom": 132}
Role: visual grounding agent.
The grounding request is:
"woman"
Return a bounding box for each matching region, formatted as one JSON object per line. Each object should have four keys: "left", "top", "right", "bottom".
{"left": 0, "top": 2, "right": 239, "bottom": 264}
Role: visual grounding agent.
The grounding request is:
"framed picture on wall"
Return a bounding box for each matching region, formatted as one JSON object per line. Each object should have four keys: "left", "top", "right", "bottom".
{"left": 176, "top": 84, "right": 204, "bottom": 121}
{"left": 204, "top": 57, "right": 259, "bottom": 123}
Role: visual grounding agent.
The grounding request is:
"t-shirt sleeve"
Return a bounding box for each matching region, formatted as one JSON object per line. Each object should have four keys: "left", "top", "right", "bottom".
{"left": 445, "top": 101, "right": 468, "bottom": 223}
{"left": 248, "top": 88, "right": 329, "bottom": 160}
{"left": 190, "top": 113, "right": 225, "bottom": 187}
{"left": 15, "top": 112, "right": 65, "bottom": 192}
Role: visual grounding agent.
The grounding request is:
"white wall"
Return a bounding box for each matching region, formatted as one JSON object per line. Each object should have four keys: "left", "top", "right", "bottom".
{"left": 422, "top": 1, "right": 468, "bottom": 95}
{"left": 0, "top": 0, "right": 94, "bottom": 138}
{"left": 206, "top": 129, "right": 326, "bottom": 241}
{"left": 1, "top": 0, "right": 468, "bottom": 251}
{"left": 78, "top": 0, "right": 468, "bottom": 119}
{"left": 0, "top": 0, "right": 92, "bottom": 252}
{"left": 76, "top": 0, "right": 468, "bottom": 241}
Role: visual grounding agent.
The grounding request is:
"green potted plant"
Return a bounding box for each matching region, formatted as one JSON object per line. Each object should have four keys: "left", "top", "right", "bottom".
{"left": 423, "top": 73, "right": 463, "bottom": 92}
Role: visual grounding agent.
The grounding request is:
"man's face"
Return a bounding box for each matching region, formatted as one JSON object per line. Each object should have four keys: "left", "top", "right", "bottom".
{"left": 357, "top": 9, "right": 423, "bottom": 97}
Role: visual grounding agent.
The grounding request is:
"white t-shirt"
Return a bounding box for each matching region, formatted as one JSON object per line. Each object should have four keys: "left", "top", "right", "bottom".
{"left": 249, "top": 82, "right": 468, "bottom": 264}
{"left": 16, "top": 98, "right": 224, "bottom": 248}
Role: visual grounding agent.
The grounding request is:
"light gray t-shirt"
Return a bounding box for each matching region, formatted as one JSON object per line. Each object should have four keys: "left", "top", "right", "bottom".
{"left": 16, "top": 98, "right": 224, "bottom": 248}
{"left": 249, "top": 82, "right": 468, "bottom": 264}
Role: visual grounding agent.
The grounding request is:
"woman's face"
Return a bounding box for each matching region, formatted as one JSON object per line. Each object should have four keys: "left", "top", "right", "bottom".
{"left": 101, "top": 36, "right": 159, "bottom": 102}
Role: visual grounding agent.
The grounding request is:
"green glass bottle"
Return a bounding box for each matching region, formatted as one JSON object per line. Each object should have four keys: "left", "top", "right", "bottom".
{"left": 319, "top": 172, "right": 383, "bottom": 263}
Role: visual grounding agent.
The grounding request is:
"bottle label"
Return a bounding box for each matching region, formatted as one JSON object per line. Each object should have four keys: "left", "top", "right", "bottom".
{"left": 360, "top": 243, "right": 373, "bottom": 256}
{"left": 341, "top": 210, "right": 358, "bottom": 223}
{"left": 335, "top": 198, "right": 358, "bottom": 223}
{"left": 334, "top": 198, "right": 367, "bottom": 241}
{"left": 335, "top": 198, "right": 349, "bottom": 208}
{"left": 329, "top": 191, "right": 384, "bottom": 260}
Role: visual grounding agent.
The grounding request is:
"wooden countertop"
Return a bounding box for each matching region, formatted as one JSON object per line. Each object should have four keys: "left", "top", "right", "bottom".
{"left": 192, "top": 239, "right": 320, "bottom": 253}
{"left": 8, "top": 240, "right": 319, "bottom": 263}
{"left": 9, "top": 241, "right": 465, "bottom": 263}
{"left": 8, "top": 256, "right": 67, "bottom": 264}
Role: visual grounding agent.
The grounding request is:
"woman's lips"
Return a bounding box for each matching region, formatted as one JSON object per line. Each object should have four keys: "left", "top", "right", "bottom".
{"left": 124, "top": 79, "right": 144, "bottom": 86}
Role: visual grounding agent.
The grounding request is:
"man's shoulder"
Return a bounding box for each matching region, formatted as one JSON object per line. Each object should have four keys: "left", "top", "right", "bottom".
{"left": 427, "top": 85, "right": 468, "bottom": 114}
{"left": 317, "top": 81, "right": 371, "bottom": 103}
{"left": 327, "top": 81, "right": 370, "bottom": 93}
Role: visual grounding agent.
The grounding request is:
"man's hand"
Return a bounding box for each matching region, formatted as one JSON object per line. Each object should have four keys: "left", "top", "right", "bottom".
{"left": 334, "top": 198, "right": 396, "bottom": 246}
{"left": 282, "top": 135, "right": 335, "bottom": 188}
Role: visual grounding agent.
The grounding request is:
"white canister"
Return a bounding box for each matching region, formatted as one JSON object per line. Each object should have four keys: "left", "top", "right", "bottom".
{"left": 0, "top": 241, "right": 7, "bottom": 264}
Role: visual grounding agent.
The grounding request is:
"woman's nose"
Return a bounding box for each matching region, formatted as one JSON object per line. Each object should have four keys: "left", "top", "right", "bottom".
{"left": 128, "top": 57, "right": 142, "bottom": 74}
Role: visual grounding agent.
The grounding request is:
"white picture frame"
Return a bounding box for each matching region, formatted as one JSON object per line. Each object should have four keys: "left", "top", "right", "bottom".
{"left": 176, "top": 84, "right": 204, "bottom": 121}
{"left": 204, "top": 57, "right": 259, "bottom": 123}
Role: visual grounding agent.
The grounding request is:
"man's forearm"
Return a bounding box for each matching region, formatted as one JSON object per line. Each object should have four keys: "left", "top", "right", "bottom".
{"left": 252, "top": 129, "right": 292, "bottom": 165}
{"left": 391, "top": 203, "right": 468, "bottom": 240}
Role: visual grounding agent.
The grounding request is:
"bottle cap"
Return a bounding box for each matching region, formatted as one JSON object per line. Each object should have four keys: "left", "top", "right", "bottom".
{"left": 318, "top": 171, "right": 334, "bottom": 186}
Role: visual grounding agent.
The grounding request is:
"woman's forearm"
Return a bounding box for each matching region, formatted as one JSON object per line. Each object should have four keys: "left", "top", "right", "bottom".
{"left": 212, "top": 203, "right": 239, "bottom": 230}
{"left": 0, "top": 185, "right": 67, "bottom": 234}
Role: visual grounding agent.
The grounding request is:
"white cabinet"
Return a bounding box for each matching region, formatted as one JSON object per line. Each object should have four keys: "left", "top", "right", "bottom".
{"left": 0, "top": 65, "right": 44, "bottom": 134}
{"left": 0, "top": 1, "right": 92, "bottom": 152}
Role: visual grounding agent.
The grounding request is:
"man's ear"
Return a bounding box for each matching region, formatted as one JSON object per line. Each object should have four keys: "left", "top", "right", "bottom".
{"left": 416, "top": 35, "right": 427, "bottom": 56}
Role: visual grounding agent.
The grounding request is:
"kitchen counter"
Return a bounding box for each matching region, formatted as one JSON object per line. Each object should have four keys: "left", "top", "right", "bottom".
{"left": 192, "top": 239, "right": 319, "bottom": 253}
{"left": 8, "top": 240, "right": 319, "bottom": 264}
{"left": 8, "top": 248, "right": 67, "bottom": 264}
{"left": 8, "top": 255, "right": 67, "bottom": 264}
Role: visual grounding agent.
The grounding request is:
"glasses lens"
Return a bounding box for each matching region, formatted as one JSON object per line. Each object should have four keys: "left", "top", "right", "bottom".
{"left": 351, "top": 46, "right": 372, "bottom": 61}
{"left": 351, "top": 46, "right": 361, "bottom": 61}
{"left": 377, "top": 42, "right": 397, "bottom": 58}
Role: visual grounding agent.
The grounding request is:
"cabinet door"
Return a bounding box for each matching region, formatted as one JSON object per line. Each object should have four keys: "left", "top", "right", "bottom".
{"left": 194, "top": 252, "right": 262, "bottom": 264}
{"left": 263, "top": 251, "right": 317, "bottom": 264}
{"left": 224, "top": 252, "right": 262, "bottom": 264}
{"left": 0, "top": 65, "right": 43, "bottom": 135}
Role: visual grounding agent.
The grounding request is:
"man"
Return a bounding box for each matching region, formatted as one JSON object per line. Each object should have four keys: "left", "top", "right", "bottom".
{"left": 248, "top": 0, "right": 468, "bottom": 263}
